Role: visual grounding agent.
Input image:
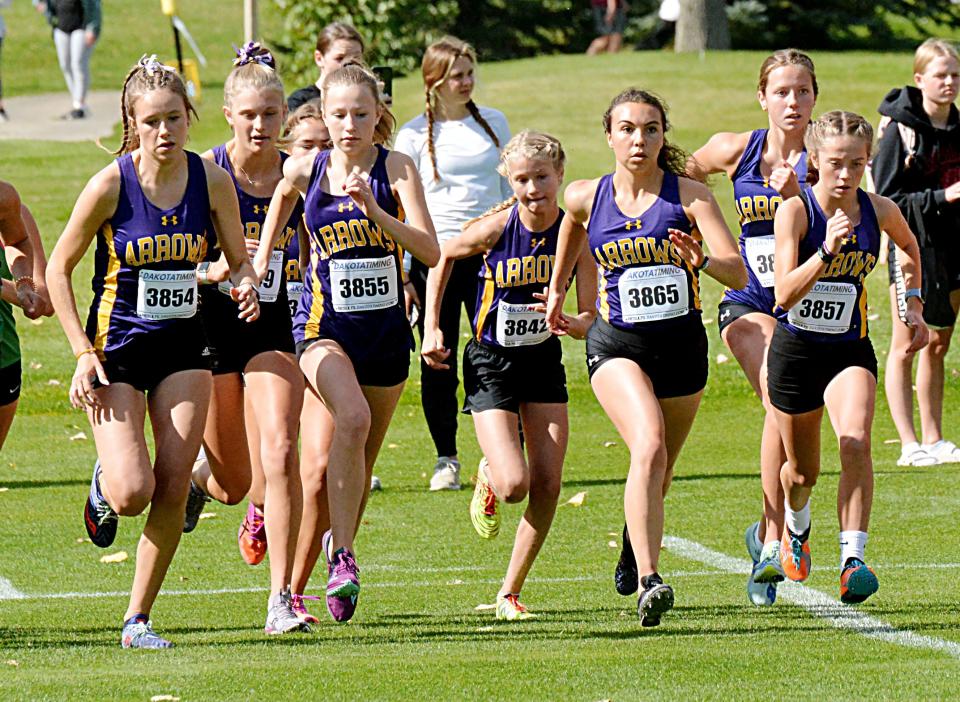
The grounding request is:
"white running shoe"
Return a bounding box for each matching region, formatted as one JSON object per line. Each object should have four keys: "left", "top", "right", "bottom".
{"left": 749, "top": 540, "right": 784, "bottom": 606}
{"left": 370, "top": 475, "right": 382, "bottom": 491}
{"left": 429, "top": 456, "right": 461, "bottom": 491}
{"left": 744, "top": 521, "right": 778, "bottom": 605}
{"left": 744, "top": 521, "right": 762, "bottom": 563}
{"left": 922, "top": 439, "right": 960, "bottom": 465}
{"left": 897, "top": 441, "right": 938, "bottom": 467}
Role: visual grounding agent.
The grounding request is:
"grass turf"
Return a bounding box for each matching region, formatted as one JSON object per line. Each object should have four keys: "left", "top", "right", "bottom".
{"left": 0, "top": 6, "right": 959, "bottom": 699}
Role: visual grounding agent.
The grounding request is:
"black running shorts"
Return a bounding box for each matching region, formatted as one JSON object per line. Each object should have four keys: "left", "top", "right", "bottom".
{"left": 462, "top": 337, "right": 568, "bottom": 414}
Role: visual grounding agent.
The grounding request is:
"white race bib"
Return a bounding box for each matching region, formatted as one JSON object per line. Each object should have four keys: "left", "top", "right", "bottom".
{"left": 286, "top": 281, "right": 304, "bottom": 319}
{"left": 617, "top": 265, "right": 689, "bottom": 323}
{"left": 744, "top": 235, "right": 776, "bottom": 288}
{"left": 330, "top": 256, "right": 398, "bottom": 313}
{"left": 220, "top": 250, "right": 284, "bottom": 303}
{"left": 137, "top": 269, "right": 197, "bottom": 320}
{"left": 787, "top": 281, "right": 857, "bottom": 334}
{"left": 495, "top": 302, "right": 551, "bottom": 348}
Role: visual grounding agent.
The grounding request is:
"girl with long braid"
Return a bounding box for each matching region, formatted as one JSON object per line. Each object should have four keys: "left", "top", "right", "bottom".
{"left": 46, "top": 55, "right": 259, "bottom": 648}
{"left": 395, "top": 36, "right": 512, "bottom": 492}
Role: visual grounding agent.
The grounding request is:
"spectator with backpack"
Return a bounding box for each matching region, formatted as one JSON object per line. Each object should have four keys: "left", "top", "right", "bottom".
{"left": 872, "top": 38, "right": 960, "bottom": 467}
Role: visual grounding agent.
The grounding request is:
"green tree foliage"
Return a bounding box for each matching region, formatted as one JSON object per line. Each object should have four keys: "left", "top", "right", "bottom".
{"left": 270, "top": 0, "right": 458, "bottom": 79}
{"left": 452, "top": 0, "right": 593, "bottom": 60}
{"left": 729, "top": 0, "right": 960, "bottom": 50}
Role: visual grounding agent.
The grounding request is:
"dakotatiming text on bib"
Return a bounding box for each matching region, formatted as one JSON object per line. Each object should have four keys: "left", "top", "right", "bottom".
{"left": 745, "top": 235, "right": 776, "bottom": 288}
{"left": 137, "top": 269, "right": 197, "bottom": 320}
{"left": 787, "top": 281, "right": 856, "bottom": 334}
{"left": 330, "top": 256, "right": 398, "bottom": 313}
{"left": 618, "top": 265, "right": 689, "bottom": 323}
{"left": 286, "top": 281, "right": 303, "bottom": 319}
{"left": 495, "top": 302, "right": 551, "bottom": 348}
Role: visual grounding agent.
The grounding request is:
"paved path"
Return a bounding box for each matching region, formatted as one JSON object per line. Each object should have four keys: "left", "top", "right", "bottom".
{"left": 0, "top": 90, "right": 120, "bottom": 142}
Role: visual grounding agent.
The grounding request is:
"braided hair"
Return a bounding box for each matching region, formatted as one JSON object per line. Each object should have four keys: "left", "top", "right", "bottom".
{"left": 422, "top": 36, "right": 500, "bottom": 182}
{"left": 113, "top": 55, "right": 198, "bottom": 156}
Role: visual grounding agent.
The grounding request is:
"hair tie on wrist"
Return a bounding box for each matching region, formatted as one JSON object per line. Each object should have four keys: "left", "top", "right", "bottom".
{"left": 75, "top": 347, "right": 97, "bottom": 360}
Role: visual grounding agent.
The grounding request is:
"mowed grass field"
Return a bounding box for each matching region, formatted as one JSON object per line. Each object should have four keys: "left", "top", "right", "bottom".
{"left": 1, "top": 3, "right": 960, "bottom": 699}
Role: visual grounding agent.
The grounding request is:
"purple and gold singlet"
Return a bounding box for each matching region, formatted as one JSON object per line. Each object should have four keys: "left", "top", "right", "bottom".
{"left": 588, "top": 171, "right": 700, "bottom": 330}
{"left": 472, "top": 205, "right": 561, "bottom": 348}
{"left": 211, "top": 144, "right": 302, "bottom": 307}
{"left": 724, "top": 129, "right": 808, "bottom": 312}
{"left": 85, "top": 151, "right": 216, "bottom": 355}
{"left": 294, "top": 146, "right": 412, "bottom": 361}
{"left": 777, "top": 186, "right": 880, "bottom": 343}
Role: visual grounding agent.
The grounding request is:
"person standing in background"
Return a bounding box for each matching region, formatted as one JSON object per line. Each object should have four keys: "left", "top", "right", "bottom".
{"left": 587, "top": 0, "right": 628, "bottom": 55}
{"left": 286, "top": 22, "right": 364, "bottom": 113}
{"left": 395, "top": 36, "right": 511, "bottom": 492}
{"left": 33, "top": 0, "right": 101, "bottom": 120}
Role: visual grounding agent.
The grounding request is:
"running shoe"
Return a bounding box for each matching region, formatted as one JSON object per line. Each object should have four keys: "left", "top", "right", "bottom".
{"left": 429, "top": 456, "right": 461, "bottom": 491}
{"left": 470, "top": 458, "right": 500, "bottom": 539}
{"left": 291, "top": 593, "right": 320, "bottom": 625}
{"left": 265, "top": 590, "right": 310, "bottom": 634}
{"left": 326, "top": 548, "right": 360, "bottom": 623}
{"left": 839, "top": 558, "right": 879, "bottom": 605}
{"left": 496, "top": 593, "right": 536, "bottom": 621}
{"left": 922, "top": 439, "right": 960, "bottom": 465}
{"left": 121, "top": 615, "right": 173, "bottom": 649}
{"left": 370, "top": 475, "right": 383, "bottom": 491}
{"left": 749, "top": 541, "right": 785, "bottom": 606}
{"left": 183, "top": 480, "right": 210, "bottom": 534}
{"left": 897, "top": 441, "right": 937, "bottom": 467}
{"left": 637, "top": 574, "right": 674, "bottom": 627}
{"left": 83, "top": 460, "right": 118, "bottom": 548}
{"left": 614, "top": 523, "right": 638, "bottom": 596}
{"left": 322, "top": 529, "right": 333, "bottom": 565}
{"left": 779, "top": 524, "right": 811, "bottom": 582}
{"left": 238, "top": 502, "right": 267, "bottom": 565}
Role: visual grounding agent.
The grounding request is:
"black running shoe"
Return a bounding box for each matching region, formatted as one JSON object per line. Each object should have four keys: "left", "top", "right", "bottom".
{"left": 83, "top": 460, "right": 118, "bottom": 548}
{"left": 614, "top": 523, "right": 638, "bottom": 595}
{"left": 183, "top": 480, "right": 210, "bottom": 533}
{"left": 637, "top": 575, "right": 674, "bottom": 627}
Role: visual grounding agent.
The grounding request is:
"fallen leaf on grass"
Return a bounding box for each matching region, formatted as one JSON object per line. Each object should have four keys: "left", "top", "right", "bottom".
{"left": 47, "top": 379, "right": 61, "bottom": 386}
{"left": 100, "top": 551, "right": 128, "bottom": 564}
{"left": 603, "top": 441, "right": 617, "bottom": 448}
{"left": 449, "top": 579, "right": 464, "bottom": 585}
{"left": 477, "top": 625, "right": 495, "bottom": 631}
{"left": 387, "top": 443, "right": 399, "bottom": 449}
{"left": 29, "top": 318, "right": 43, "bottom": 326}
{"left": 69, "top": 432, "right": 87, "bottom": 441}
{"left": 28, "top": 362, "right": 42, "bottom": 370}
{"left": 607, "top": 540, "right": 618, "bottom": 548}
{"left": 0, "top": 487, "right": 8, "bottom": 493}
{"left": 564, "top": 491, "right": 587, "bottom": 507}
{"left": 716, "top": 354, "right": 729, "bottom": 364}
{"left": 6, "top": 660, "right": 18, "bottom": 667}
{"left": 607, "top": 532, "right": 618, "bottom": 537}
{"left": 474, "top": 603, "right": 497, "bottom": 611}
{"left": 76, "top": 537, "right": 90, "bottom": 544}
{"left": 867, "top": 313, "right": 880, "bottom": 321}
{"left": 702, "top": 318, "right": 714, "bottom": 325}
{"left": 198, "top": 512, "right": 216, "bottom": 520}
{"left": 150, "top": 696, "right": 181, "bottom": 702}
{"left": 952, "top": 369, "right": 959, "bottom": 378}
{"left": 883, "top": 439, "right": 900, "bottom": 445}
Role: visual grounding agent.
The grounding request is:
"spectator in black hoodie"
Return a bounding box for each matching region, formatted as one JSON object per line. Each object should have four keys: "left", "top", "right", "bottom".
{"left": 872, "top": 38, "right": 960, "bottom": 467}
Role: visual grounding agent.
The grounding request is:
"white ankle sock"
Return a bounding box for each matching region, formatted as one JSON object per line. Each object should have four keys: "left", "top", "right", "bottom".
{"left": 784, "top": 499, "right": 810, "bottom": 535}
{"left": 839, "top": 530, "right": 867, "bottom": 567}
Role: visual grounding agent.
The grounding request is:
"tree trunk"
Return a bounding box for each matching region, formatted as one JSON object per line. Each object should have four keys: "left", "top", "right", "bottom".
{"left": 675, "top": 0, "right": 730, "bottom": 52}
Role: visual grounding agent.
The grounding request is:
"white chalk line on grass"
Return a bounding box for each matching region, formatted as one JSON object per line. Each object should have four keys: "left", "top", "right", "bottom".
{"left": 0, "top": 576, "right": 26, "bottom": 600}
{"left": 663, "top": 535, "right": 960, "bottom": 659}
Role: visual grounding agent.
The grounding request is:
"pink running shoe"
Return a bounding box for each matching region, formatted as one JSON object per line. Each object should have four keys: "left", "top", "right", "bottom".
{"left": 291, "top": 593, "right": 320, "bottom": 625}
{"left": 238, "top": 502, "right": 267, "bottom": 566}
{"left": 326, "top": 548, "right": 360, "bottom": 623}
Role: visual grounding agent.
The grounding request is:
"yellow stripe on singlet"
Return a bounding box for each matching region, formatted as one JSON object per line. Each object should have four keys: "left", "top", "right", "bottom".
{"left": 690, "top": 262, "right": 702, "bottom": 311}
{"left": 304, "top": 243, "right": 325, "bottom": 339}
{"left": 859, "top": 285, "right": 869, "bottom": 338}
{"left": 94, "top": 224, "right": 121, "bottom": 354}
{"left": 474, "top": 258, "right": 496, "bottom": 341}
{"left": 598, "top": 264, "right": 610, "bottom": 322}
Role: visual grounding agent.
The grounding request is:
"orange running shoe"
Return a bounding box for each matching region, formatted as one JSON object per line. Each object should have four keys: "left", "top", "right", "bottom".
{"left": 238, "top": 502, "right": 267, "bottom": 566}
{"left": 779, "top": 525, "right": 811, "bottom": 582}
{"left": 840, "top": 558, "right": 879, "bottom": 604}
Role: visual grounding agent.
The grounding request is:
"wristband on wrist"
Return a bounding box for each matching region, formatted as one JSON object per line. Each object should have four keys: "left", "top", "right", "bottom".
{"left": 904, "top": 287, "right": 924, "bottom": 304}
{"left": 75, "top": 347, "right": 97, "bottom": 360}
{"left": 196, "top": 262, "right": 211, "bottom": 285}
{"left": 817, "top": 242, "right": 837, "bottom": 263}
{"left": 697, "top": 255, "right": 711, "bottom": 272}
